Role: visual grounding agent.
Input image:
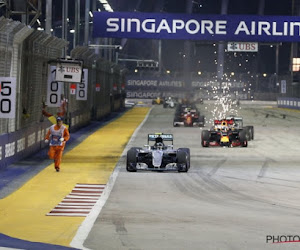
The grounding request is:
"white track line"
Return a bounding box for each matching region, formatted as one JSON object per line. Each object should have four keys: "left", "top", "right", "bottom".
{"left": 55, "top": 206, "right": 94, "bottom": 209}
{"left": 48, "top": 184, "right": 105, "bottom": 217}
{"left": 76, "top": 184, "right": 106, "bottom": 187}
{"left": 72, "top": 188, "right": 104, "bottom": 191}
{"left": 47, "top": 213, "right": 89, "bottom": 217}
{"left": 70, "top": 107, "right": 152, "bottom": 250}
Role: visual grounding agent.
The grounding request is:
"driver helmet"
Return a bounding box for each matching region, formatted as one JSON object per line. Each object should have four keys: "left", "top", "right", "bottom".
{"left": 155, "top": 136, "right": 163, "bottom": 144}
{"left": 221, "top": 126, "right": 227, "bottom": 132}
{"left": 156, "top": 142, "right": 164, "bottom": 150}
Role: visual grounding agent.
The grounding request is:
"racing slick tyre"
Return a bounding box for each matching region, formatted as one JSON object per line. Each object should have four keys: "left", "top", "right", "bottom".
{"left": 248, "top": 126, "right": 254, "bottom": 140}
{"left": 173, "top": 118, "right": 180, "bottom": 127}
{"left": 198, "top": 115, "right": 205, "bottom": 127}
{"left": 239, "top": 130, "right": 248, "bottom": 147}
{"left": 178, "top": 148, "right": 190, "bottom": 171}
{"left": 177, "top": 150, "right": 189, "bottom": 172}
{"left": 201, "top": 130, "right": 210, "bottom": 147}
{"left": 126, "top": 148, "right": 139, "bottom": 172}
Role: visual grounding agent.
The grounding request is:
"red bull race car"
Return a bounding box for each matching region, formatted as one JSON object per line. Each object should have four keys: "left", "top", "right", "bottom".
{"left": 201, "top": 119, "right": 248, "bottom": 147}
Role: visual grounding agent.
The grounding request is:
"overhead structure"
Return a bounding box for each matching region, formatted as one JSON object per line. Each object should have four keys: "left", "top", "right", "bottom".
{"left": 0, "top": 0, "right": 42, "bottom": 26}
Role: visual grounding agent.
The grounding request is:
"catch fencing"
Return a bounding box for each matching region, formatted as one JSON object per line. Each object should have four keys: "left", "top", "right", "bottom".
{"left": 0, "top": 17, "right": 125, "bottom": 168}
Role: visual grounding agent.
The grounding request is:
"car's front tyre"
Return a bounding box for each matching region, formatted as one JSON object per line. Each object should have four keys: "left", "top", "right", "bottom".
{"left": 126, "top": 148, "right": 138, "bottom": 172}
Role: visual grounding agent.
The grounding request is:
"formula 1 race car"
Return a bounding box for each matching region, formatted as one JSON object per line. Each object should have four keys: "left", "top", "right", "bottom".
{"left": 163, "top": 97, "right": 177, "bottom": 108}
{"left": 126, "top": 133, "right": 190, "bottom": 172}
{"left": 201, "top": 119, "right": 248, "bottom": 147}
{"left": 173, "top": 104, "right": 205, "bottom": 127}
{"left": 225, "top": 115, "right": 254, "bottom": 141}
{"left": 152, "top": 97, "right": 163, "bottom": 105}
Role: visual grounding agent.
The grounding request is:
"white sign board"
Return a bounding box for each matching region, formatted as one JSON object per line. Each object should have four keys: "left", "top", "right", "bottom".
{"left": 281, "top": 80, "right": 286, "bottom": 94}
{"left": 76, "top": 69, "right": 88, "bottom": 101}
{"left": 56, "top": 62, "right": 82, "bottom": 83}
{"left": 227, "top": 42, "right": 258, "bottom": 52}
{"left": 0, "top": 77, "right": 16, "bottom": 118}
{"left": 46, "top": 66, "right": 63, "bottom": 107}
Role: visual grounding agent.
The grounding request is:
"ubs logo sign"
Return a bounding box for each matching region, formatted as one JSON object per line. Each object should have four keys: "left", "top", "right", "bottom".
{"left": 227, "top": 42, "right": 258, "bottom": 52}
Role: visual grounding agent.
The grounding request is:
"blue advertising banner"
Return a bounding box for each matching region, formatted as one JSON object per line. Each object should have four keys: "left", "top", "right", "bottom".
{"left": 93, "top": 12, "right": 300, "bottom": 42}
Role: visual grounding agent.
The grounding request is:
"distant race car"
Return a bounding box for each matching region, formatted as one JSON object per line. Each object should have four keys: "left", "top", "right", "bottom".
{"left": 163, "top": 97, "right": 177, "bottom": 108}
{"left": 225, "top": 115, "right": 254, "bottom": 141}
{"left": 152, "top": 97, "right": 163, "bottom": 105}
{"left": 201, "top": 119, "right": 248, "bottom": 147}
{"left": 126, "top": 133, "right": 190, "bottom": 172}
{"left": 173, "top": 104, "right": 205, "bottom": 127}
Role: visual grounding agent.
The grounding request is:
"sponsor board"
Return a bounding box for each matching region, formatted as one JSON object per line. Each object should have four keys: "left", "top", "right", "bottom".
{"left": 227, "top": 42, "right": 258, "bottom": 52}
{"left": 94, "top": 12, "right": 300, "bottom": 42}
{"left": 56, "top": 62, "right": 82, "bottom": 83}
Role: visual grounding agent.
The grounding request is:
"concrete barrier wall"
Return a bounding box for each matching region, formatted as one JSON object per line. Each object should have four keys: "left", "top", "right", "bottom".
{"left": 0, "top": 120, "right": 51, "bottom": 168}
{"left": 277, "top": 97, "right": 300, "bottom": 110}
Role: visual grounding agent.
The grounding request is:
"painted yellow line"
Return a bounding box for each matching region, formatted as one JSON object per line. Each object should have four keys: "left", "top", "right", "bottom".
{"left": 276, "top": 107, "right": 300, "bottom": 113}
{"left": 0, "top": 107, "right": 150, "bottom": 246}
{"left": 266, "top": 106, "right": 300, "bottom": 113}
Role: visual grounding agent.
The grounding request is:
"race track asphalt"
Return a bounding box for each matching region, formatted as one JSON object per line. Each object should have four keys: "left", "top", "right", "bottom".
{"left": 84, "top": 102, "right": 300, "bottom": 250}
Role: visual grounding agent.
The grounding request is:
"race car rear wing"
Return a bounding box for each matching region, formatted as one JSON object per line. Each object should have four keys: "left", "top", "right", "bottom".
{"left": 148, "top": 133, "right": 173, "bottom": 143}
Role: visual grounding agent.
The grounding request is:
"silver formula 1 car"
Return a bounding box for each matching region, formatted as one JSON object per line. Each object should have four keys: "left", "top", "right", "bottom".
{"left": 126, "top": 133, "right": 190, "bottom": 172}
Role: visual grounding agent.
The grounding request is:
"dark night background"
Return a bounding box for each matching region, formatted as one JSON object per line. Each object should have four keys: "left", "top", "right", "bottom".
{"left": 4, "top": 0, "right": 299, "bottom": 76}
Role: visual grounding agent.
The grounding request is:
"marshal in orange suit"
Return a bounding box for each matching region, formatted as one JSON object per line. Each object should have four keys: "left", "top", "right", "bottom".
{"left": 45, "top": 117, "right": 70, "bottom": 172}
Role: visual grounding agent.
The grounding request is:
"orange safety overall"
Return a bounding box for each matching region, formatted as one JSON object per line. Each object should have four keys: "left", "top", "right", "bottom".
{"left": 45, "top": 124, "right": 70, "bottom": 170}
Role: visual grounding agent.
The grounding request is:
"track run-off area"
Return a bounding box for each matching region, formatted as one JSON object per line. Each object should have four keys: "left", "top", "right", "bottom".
{"left": 1, "top": 102, "right": 300, "bottom": 249}
{"left": 0, "top": 107, "right": 150, "bottom": 248}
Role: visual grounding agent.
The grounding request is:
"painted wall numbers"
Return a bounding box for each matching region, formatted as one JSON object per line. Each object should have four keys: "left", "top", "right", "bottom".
{"left": 0, "top": 77, "right": 16, "bottom": 118}
{"left": 76, "top": 69, "right": 88, "bottom": 101}
{"left": 46, "top": 66, "right": 63, "bottom": 107}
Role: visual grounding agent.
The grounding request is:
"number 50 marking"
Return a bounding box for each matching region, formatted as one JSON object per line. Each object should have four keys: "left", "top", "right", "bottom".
{"left": 0, "top": 81, "right": 12, "bottom": 113}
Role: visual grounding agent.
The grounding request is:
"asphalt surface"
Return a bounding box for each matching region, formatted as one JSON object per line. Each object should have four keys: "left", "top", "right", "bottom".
{"left": 84, "top": 102, "right": 300, "bottom": 250}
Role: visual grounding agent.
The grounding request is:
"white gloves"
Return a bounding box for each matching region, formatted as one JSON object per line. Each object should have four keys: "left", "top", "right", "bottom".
{"left": 45, "top": 139, "right": 49, "bottom": 143}
{"left": 59, "top": 138, "right": 64, "bottom": 142}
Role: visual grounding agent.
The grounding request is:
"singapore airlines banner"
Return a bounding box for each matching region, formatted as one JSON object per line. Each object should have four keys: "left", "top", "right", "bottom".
{"left": 93, "top": 12, "right": 300, "bottom": 42}
{"left": 125, "top": 76, "right": 248, "bottom": 99}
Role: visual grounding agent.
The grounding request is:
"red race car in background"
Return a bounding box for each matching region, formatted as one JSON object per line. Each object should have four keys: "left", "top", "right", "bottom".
{"left": 173, "top": 104, "right": 205, "bottom": 127}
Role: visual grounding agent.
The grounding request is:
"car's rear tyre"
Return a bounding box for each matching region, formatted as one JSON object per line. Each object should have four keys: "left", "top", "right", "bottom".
{"left": 239, "top": 130, "right": 248, "bottom": 147}
{"left": 201, "top": 130, "right": 210, "bottom": 147}
{"left": 248, "top": 126, "right": 254, "bottom": 140}
{"left": 173, "top": 119, "right": 179, "bottom": 127}
{"left": 198, "top": 116, "right": 205, "bottom": 127}
{"left": 126, "top": 148, "right": 138, "bottom": 172}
